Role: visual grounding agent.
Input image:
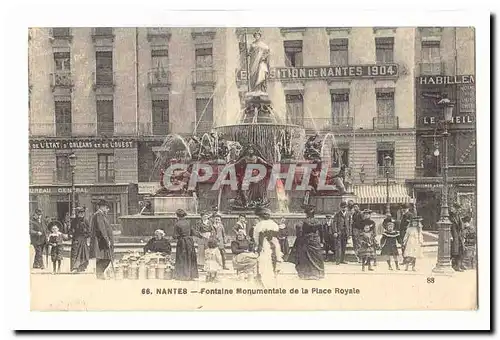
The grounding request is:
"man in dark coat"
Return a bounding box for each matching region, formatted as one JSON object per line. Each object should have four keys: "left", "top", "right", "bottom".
{"left": 90, "top": 200, "right": 114, "bottom": 279}
{"left": 450, "top": 203, "right": 465, "bottom": 272}
{"left": 321, "top": 214, "right": 336, "bottom": 262}
{"left": 30, "top": 209, "right": 48, "bottom": 269}
{"left": 333, "top": 201, "right": 350, "bottom": 265}
{"left": 398, "top": 203, "right": 412, "bottom": 244}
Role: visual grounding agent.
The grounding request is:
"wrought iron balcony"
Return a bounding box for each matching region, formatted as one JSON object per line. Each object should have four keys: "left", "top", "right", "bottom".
{"left": 303, "top": 118, "right": 354, "bottom": 132}
{"left": 192, "top": 67, "right": 216, "bottom": 86}
{"left": 91, "top": 27, "right": 114, "bottom": 40}
{"left": 331, "top": 116, "right": 354, "bottom": 129}
{"left": 50, "top": 28, "right": 72, "bottom": 41}
{"left": 419, "top": 62, "right": 445, "bottom": 76}
{"left": 377, "top": 165, "right": 395, "bottom": 178}
{"left": 147, "top": 27, "right": 172, "bottom": 41}
{"left": 139, "top": 122, "right": 172, "bottom": 136}
{"left": 92, "top": 71, "right": 115, "bottom": 88}
{"left": 415, "top": 165, "right": 476, "bottom": 178}
{"left": 191, "top": 121, "right": 214, "bottom": 133}
{"left": 29, "top": 123, "right": 138, "bottom": 137}
{"left": 373, "top": 115, "right": 399, "bottom": 130}
{"left": 50, "top": 71, "right": 73, "bottom": 88}
{"left": 148, "top": 68, "right": 171, "bottom": 87}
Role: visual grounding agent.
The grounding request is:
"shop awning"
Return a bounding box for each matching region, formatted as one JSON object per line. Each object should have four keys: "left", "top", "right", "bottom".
{"left": 354, "top": 184, "right": 414, "bottom": 204}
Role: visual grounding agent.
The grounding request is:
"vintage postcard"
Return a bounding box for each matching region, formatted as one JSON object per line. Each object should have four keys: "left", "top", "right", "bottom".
{"left": 26, "top": 23, "right": 481, "bottom": 314}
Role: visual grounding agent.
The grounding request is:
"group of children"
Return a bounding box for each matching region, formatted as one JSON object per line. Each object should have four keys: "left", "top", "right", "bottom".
{"left": 358, "top": 215, "right": 424, "bottom": 272}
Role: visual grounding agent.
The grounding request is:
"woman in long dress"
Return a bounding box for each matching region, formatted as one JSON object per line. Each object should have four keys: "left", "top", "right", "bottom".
{"left": 173, "top": 209, "right": 201, "bottom": 281}
{"left": 69, "top": 207, "right": 90, "bottom": 273}
{"left": 288, "top": 206, "right": 325, "bottom": 280}
{"left": 194, "top": 211, "right": 214, "bottom": 270}
{"left": 402, "top": 215, "right": 424, "bottom": 271}
{"left": 252, "top": 207, "right": 283, "bottom": 287}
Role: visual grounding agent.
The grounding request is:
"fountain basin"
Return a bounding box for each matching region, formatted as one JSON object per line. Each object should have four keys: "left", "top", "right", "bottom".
{"left": 151, "top": 196, "right": 198, "bottom": 215}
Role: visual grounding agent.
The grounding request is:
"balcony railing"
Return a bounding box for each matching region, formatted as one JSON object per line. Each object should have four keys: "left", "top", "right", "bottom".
{"left": 332, "top": 116, "right": 354, "bottom": 129}
{"left": 148, "top": 68, "right": 171, "bottom": 87}
{"left": 93, "top": 71, "right": 115, "bottom": 88}
{"left": 51, "top": 71, "right": 73, "bottom": 88}
{"left": 377, "top": 166, "right": 395, "bottom": 178}
{"left": 419, "top": 62, "right": 444, "bottom": 76}
{"left": 302, "top": 118, "right": 353, "bottom": 132}
{"left": 92, "top": 27, "right": 114, "bottom": 39}
{"left": 373, "top": 115, "right": 399, "bottom": 130}
{"left": 138, "top": 122, "right": 172, "bottom": 136}
{"left": 192, "top": 67, "right": 216, "bottom": 85}
{"left": 415, "top": 165, "right": 476, "bottom": 178}
{"left": 191, "top": 121, "right": 214, "bottom": 133}
{"left": 29, "top": 123, "right": 138, "bottom": 137}
{"left": 147, "top": 27, "right": 171, "bottom": 41}
{"left": 50, "top": 28, "right": 72, "bottom": 40}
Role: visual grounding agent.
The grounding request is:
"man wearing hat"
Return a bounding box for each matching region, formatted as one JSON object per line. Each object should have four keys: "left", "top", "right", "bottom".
{"left": 333, "top": 201, "right": 351, "bottom": 265}
{"left": 30, "top": 208, "right": 49, "bottom": 269}
{"left": 450, "top": 203, "right": 465, "bottom": 271}
{"left": 398, "top": 203, "right": 412, "bottom": 245}
{"left": 69, "top": 207, "right": 91, "bottom": 273}
{"left": 321, "top": 214, "right": 336, "bottom": 262}
{"left": 90, "top": 199, "right": 114, "bottom": 279}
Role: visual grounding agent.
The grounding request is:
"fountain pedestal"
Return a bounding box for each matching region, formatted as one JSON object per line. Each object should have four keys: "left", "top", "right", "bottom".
{"left": 152, "top": 196, "right": 198, "bottom": 215}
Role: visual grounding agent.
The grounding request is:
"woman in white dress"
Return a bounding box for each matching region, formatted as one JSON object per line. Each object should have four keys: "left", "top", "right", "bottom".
{"left": 252, "top": 207, "right": 283, "bottom": 287}
{"left": 402, "top": 215, "right": 424, "bottom": 271}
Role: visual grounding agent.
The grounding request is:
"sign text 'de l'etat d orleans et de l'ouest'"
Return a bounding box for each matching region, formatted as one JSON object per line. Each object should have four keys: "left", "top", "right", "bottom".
{"left": 236, "top": 64, "right": 399, "bottom": 82}
{"left": 417, "top": 75, "right": 476, "bottom": 126}
{"left": 29, "top": 138, "right": 136, "bottom": 150}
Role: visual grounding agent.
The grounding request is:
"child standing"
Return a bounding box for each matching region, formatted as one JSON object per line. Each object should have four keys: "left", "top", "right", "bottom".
{"left": 358, "top": 224, "right": 378, "bottom": 271}
{"left": 277, "top": 218, "right": 289, "bottom": 258}
{"left": 402, "top": 216, "right": 424, "bottom": 271}
{"left": 204, "top": 239, "right": 223, "bottom": 282}
{"left": 380, "top": 222, "right": 401, "bottom": 270}
{"left": 213, "top": 214, "right": 228, "bottom": 270}
{"left": 48, "top": 225, "right": 66, "bottom": 274}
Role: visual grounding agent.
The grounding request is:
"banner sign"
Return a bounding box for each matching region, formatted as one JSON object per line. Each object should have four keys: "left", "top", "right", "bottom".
{"left": 29, "top": 138, "right": 135, "bottom": 150}
{"left": 29, "top": 185, "right": 129, "bottom": 195}
{"left": 417, "top": 75, "right": 475, "bottom": 86}
{"left": 236, "top": 64, "right": 399, "bottom": 82}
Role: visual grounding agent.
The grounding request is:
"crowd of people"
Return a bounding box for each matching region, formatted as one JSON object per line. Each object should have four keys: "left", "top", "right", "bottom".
{"left": 30, "top": 199, "right": 476, "bottom": 283}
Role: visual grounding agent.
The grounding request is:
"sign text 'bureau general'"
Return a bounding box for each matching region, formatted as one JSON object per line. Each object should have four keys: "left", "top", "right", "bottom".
{"left": 29, "top": 138, "right": 136, "bottom": 150}
{"left": 236, "top": 64, "right": 399, "bottom": 82}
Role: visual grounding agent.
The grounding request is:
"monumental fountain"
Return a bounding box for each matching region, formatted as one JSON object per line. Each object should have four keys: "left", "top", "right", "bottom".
{"left": 120, "top": 30, "right": 355, "bottom": 238}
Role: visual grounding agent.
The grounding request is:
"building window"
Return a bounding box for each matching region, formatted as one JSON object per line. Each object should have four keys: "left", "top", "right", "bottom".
{"left": 285, "top": 94, "right": 304, "bottom": 125}
{"left": 151, "top": 49, "right": 169, "bottom": 70}
{"left": 195, "top": 48, "right": 213, "bottom": 68}
{"left": 98, "top": 154, "right": 115, "bottom": 183}
{"left": 377, "top": 142, "right": 395, "bottom": 177}
{"left": 376, "top": 91, "right": 395, "bottom": 117}
{"left": 331, "top": 92, "right": 350, "bottom": 124}
{"left": 421, "top": 41, "right": 441, "bottom": 74}
{"left": 97, "top": 100, "right": 114, "bottom": 135}
{"left": 152, "top": 100, "right": 169, "bottom": 135}
{"left": 95, "top": 51, "right": 113, "bottom": 85}
{"left": 54, "top": 52, "right": 71, "bottom": 71}
{"left": 55, "top": 101, "right": 71, "bottom": 136}
{"left": 284, "top": 40, "right": 303, "bottom": 67}
{"left": 52, "top": 27, "right": 70, "bottom": 38}
{"left": 375, "top": 37, "right": 394, "bottom": 64}
{"left": 332, "top": 146, "right": 349, "bottom": 168}
{"left": 94, "top": 27, "right": 113, "bottom": 36}
{"left": 56, "top": 155, "right": 71, "bottom": 182}
{"left": 196, "top": 97, "right": 214, "bottom": 131}
{"left": 330, "top": 39, "right": 348, "bottom": 66}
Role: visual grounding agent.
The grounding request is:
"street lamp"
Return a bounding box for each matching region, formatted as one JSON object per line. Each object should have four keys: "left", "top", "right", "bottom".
{"left": 432, "top": 100, "right": 455, "bottom": 274}
{"left": 384, "top": 155, "right": 392, "bottom": 216}
{"left": 68, "top": 152, "right": 77, "bottom": 219}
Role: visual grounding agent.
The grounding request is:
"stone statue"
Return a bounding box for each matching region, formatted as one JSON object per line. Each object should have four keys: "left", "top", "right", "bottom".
{"left": 303, "top": 134, "right": 322, "bottom": 161}
{"left": 248, "top": 30, "right": 270, "bottom": 94}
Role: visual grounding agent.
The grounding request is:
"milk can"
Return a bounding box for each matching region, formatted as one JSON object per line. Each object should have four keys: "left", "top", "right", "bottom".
{"left": 147, "top": 264, "right": 157, "bottom": 279}
{"left": 128, "top": 262, "right": 139, "bottom": 280}
{"left": 156, "top": 264, "right": 166, "bottom": 280}
{"left": 164, "top": 266, "right": 173, "bottom": 280}
{"left": 114, "top": 262, "right": 124, "bottom": 280}
{"left": 138, "top": 261, "right": 147, "bottom": 280}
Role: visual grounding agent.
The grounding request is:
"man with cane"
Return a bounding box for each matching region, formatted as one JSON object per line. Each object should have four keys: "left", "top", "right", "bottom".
{"left": 90, "top": 199, "right": 114, "bottom": 279}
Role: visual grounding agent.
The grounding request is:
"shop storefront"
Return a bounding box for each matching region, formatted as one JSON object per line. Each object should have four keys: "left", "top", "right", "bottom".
{"left": 29, "top": 184, "right": 138, "bottom": 228}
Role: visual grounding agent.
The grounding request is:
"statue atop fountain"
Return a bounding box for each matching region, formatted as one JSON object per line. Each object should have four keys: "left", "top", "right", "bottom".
{"left": 229, "top": 144, "right": 272, "bottom": 210}
{"left": 303, "top": 134, "right": 322, "bottom": 162}
{"left": 243, "top": 30, "right": 273, "bottom": 124}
